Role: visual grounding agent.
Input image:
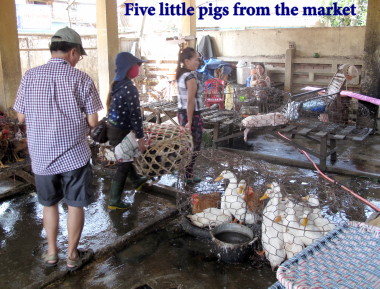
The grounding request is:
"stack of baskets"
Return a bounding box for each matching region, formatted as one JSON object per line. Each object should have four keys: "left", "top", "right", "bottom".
{"left": 134, "top": 122, "right": 193, "bottom": 177}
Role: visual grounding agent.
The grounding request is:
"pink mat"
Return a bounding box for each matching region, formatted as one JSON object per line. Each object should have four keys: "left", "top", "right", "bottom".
{"left": 301, "top": 86, "right": 380, "bottom": 106}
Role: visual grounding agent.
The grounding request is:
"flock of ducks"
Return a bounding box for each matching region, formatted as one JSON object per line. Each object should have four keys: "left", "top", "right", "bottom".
{"left": 261, "top": 182, "right": 335, "bottom": 270}
{"left": 186, "top": 170, "right": 336, "bottom": 270}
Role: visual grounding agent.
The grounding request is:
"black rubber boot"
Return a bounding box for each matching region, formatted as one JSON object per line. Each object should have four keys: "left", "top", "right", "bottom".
{"left": 127, "top": 165, "right": 148, "bottom": 190}
{"left": 108, "top": 181, "right": 130, "bottom": 210}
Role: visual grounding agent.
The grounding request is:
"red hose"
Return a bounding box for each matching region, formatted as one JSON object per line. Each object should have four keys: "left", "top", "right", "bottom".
{"left": 277, "top": 131, "right": 380, "bottom": 213}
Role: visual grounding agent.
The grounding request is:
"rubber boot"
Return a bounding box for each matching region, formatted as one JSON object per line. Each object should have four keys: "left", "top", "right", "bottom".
{"left": 127, "top": 165, "right": 148, "bottom": 190}
{"left": 108, "top": 181, "right": 129, "bottom": 210}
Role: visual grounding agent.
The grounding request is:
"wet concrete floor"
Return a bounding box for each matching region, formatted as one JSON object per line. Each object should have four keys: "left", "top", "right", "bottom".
{"left": 0, "top": 131, "right": 379, "bottom": 289}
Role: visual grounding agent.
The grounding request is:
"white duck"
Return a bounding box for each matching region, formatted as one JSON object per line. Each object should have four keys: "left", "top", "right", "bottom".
{"left": 215, "top": 170, "right": 240, "bottom": 213}
{"left": 260, "top": 182, "right": 287, "bottom": 270}
{"left": 187, "top": 207, "right": 233, "bottom": 228}
{"left": 280, "top": 200, "right": 306, "bottom": 259}
{"left": 233, "top": 180, "right": 260, "bottom": 224}
{"left": 214, "top": 170, "right": 239, "bottom": 198}
{"left": 215, "top": 172, "right": 259, "bottom": 224}
{"left": 299, "top": 206, "right": 324, "bottom": 246}
{"left": 302, "top": 195, "right": 335, "bottom": 235}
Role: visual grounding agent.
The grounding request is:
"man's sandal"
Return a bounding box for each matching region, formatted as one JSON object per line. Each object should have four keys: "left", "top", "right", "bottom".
{"left": 42, "top": 252, "right": 59, "bottom": 267}
{"left": 66, "top": 249, "right": 94, "bottom": 272}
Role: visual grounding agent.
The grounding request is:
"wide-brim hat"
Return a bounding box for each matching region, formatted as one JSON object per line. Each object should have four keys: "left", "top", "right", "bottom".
{"left": 114, "top": 52, "right": 146, "bottom": 81}
{"left": 51, "top": 26, "right": 86, "bottom": 55}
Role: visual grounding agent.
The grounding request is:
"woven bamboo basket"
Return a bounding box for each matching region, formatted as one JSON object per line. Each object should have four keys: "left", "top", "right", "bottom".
{"left": 134, "top": 122, "right": 193, "bottom": 177}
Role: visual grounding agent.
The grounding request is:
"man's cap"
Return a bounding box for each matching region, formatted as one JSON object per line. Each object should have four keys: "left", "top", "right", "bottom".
{"left": 51, "top": 27, "right": 86, "bottom": 56}
{"left": 114, "top": 52, "right": 146, "bottom": 81}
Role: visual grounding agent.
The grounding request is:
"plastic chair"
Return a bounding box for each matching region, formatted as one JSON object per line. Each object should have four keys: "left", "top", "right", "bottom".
{"left": 204, "top": 78, "right": 225, "bottom": 110}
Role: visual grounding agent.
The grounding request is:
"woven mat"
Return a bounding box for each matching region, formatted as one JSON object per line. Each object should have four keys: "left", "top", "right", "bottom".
{"left": 270, "top": 221, "right": 380, "bottom": 289}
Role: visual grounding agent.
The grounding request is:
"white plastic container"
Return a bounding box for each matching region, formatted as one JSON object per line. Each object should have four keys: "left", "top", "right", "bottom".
{"left": 236, "top": 67, "right": 251, "bottom": 85}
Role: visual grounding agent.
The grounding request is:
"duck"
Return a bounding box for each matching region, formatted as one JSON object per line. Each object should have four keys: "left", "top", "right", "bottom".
{"left": 215, "top": 172, "right": 259, "bottom": 225}
{"left": 299, "top": 206, "right": 324, "bottom": 246}
{"left": 214, "top": 170, "right": 238, "bottom": 196}
{"left": 187, "top": 207, "right": 233, "bottom": 228}
{"left": 279, "top": 201, "right": 306, "bottom": 259}
{"left": 232, "top": 180, "right": 260, "bottom": 224}
{"left": 260, "top": 182, "right": 287, "bottom": 270}
{"left": 214, "top": 170, "right": 240, "bottom": 212}
{"left": 302, "top": 195, "right": 335, "bottom": 235}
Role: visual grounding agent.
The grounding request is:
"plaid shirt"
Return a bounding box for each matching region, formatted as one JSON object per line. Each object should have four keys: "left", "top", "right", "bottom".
{"left": 14, "top": 58, "right": 103, "bottom": 175}
{"left": 177, "top": 71, "right": 203, "bottom": 111}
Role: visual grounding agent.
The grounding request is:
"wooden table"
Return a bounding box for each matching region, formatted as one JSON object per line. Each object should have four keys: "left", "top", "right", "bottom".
{"left": 141, "top": 101, "right": 178, "bottom": 125}
{"left": 141, "top": 101, "right": 245, "bottom": 148}
{"left": 201, "top": 109, "right": 244, "bottom": 148}
{"left": 273, "top": 121, "right": 373, "bottom": 171}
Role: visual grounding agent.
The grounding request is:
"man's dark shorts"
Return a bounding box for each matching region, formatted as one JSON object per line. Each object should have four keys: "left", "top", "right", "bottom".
{"left": 35, "top": 162, "right": 95, "bottom": 207}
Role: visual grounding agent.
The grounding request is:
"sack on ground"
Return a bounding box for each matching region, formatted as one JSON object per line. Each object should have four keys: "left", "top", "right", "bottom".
{"left": 91, "top": 118, "right": 108, "bottom": 143}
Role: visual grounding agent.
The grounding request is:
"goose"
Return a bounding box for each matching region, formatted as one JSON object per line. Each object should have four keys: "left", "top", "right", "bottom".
{"left": 260, "top": 182, "right": 287, "bottom": 270}
{"left": 187, "top": 207, "right": 233, "bottom": 228}
{"left": 302, "top": 195, "right": 335, "bottom": 235}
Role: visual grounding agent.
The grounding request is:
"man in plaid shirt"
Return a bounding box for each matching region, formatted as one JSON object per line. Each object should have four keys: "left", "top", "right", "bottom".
{"left": 14, "top": 27, "right": 103, "bottom": 271}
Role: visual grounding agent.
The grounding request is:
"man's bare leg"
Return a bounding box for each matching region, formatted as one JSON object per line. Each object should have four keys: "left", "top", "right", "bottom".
{"left": 43, "top": 204, "right": 59, "bottom": 263}
{"left": 67, "top": 206, "right": 84, "bottom": 261}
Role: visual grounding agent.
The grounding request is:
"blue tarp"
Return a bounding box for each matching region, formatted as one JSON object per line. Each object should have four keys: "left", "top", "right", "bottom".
{"left": 197, "top": 58, "right": 233, "bottom": 83}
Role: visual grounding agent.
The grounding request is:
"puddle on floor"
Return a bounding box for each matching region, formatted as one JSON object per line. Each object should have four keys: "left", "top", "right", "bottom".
{"left": 47, "top": 221, "right": 278, "bottom": 289}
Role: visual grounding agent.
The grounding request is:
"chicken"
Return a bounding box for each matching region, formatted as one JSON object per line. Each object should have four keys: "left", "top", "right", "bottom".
{"left": 191, "top": 192, "right": 221, "bottom": 214}
{"left": 98, "top": 144, "right": 117, "bottom": 166}
{"left": 187, "top": 207, "right": 233, "bottom": 228}
{"left": 0, "top": 129, "right": 10, "bottom": 168}
{"left": 244, "top": 186, "right": 265, "bottom": 214}
{"left": 9, "top": 128, "right": 28, "bottom": 162}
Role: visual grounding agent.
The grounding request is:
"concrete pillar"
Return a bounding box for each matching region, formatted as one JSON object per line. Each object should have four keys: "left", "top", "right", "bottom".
{"left": 0, "top": 0, "right": 21, "bottom": 112}
{"left": 179, "top": 0, "right": 197, "bottom": 48}
{"left": 96, "top": 0, "right": 119, "bottom": 115}
{"left": 284, "top": 48, "right": 295, "bottom": 92}
{"left": 360, "top": 0, "right": 380, "bottom": 117}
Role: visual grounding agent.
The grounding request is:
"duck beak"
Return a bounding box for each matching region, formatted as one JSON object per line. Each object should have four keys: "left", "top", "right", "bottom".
{"left": 302, "top": 196, "right": 310, "bottom": 201}
{"left": 300, "top": 217, "right": 308, "bottom": 227}
{"left": 259, "top": 193, "right": 269, "bottom": 201}
{"left": 274, "top": 215, "right": 282, "bottom": 223}
{"left": 214, "top": 175, "right": 223, "bottom": 182}
{"left": 237, "top": 185, "right": 244, "bottom": 195}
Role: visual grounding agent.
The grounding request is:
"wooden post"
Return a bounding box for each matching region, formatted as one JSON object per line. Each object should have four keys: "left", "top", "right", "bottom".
{"left": 284, "top": 48, "right": 295, "bottom": 92}
{"left": 0, "top": 0, "right": 21, "bottom": 112}
{"left": 361, "top": 0, "right": 380, "bottom": 117}
{"left": 96, "top": 0, "right": 119, "bottom": 117}
{"left": 179, "top": 0, "right": 197, "bottom": 48}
